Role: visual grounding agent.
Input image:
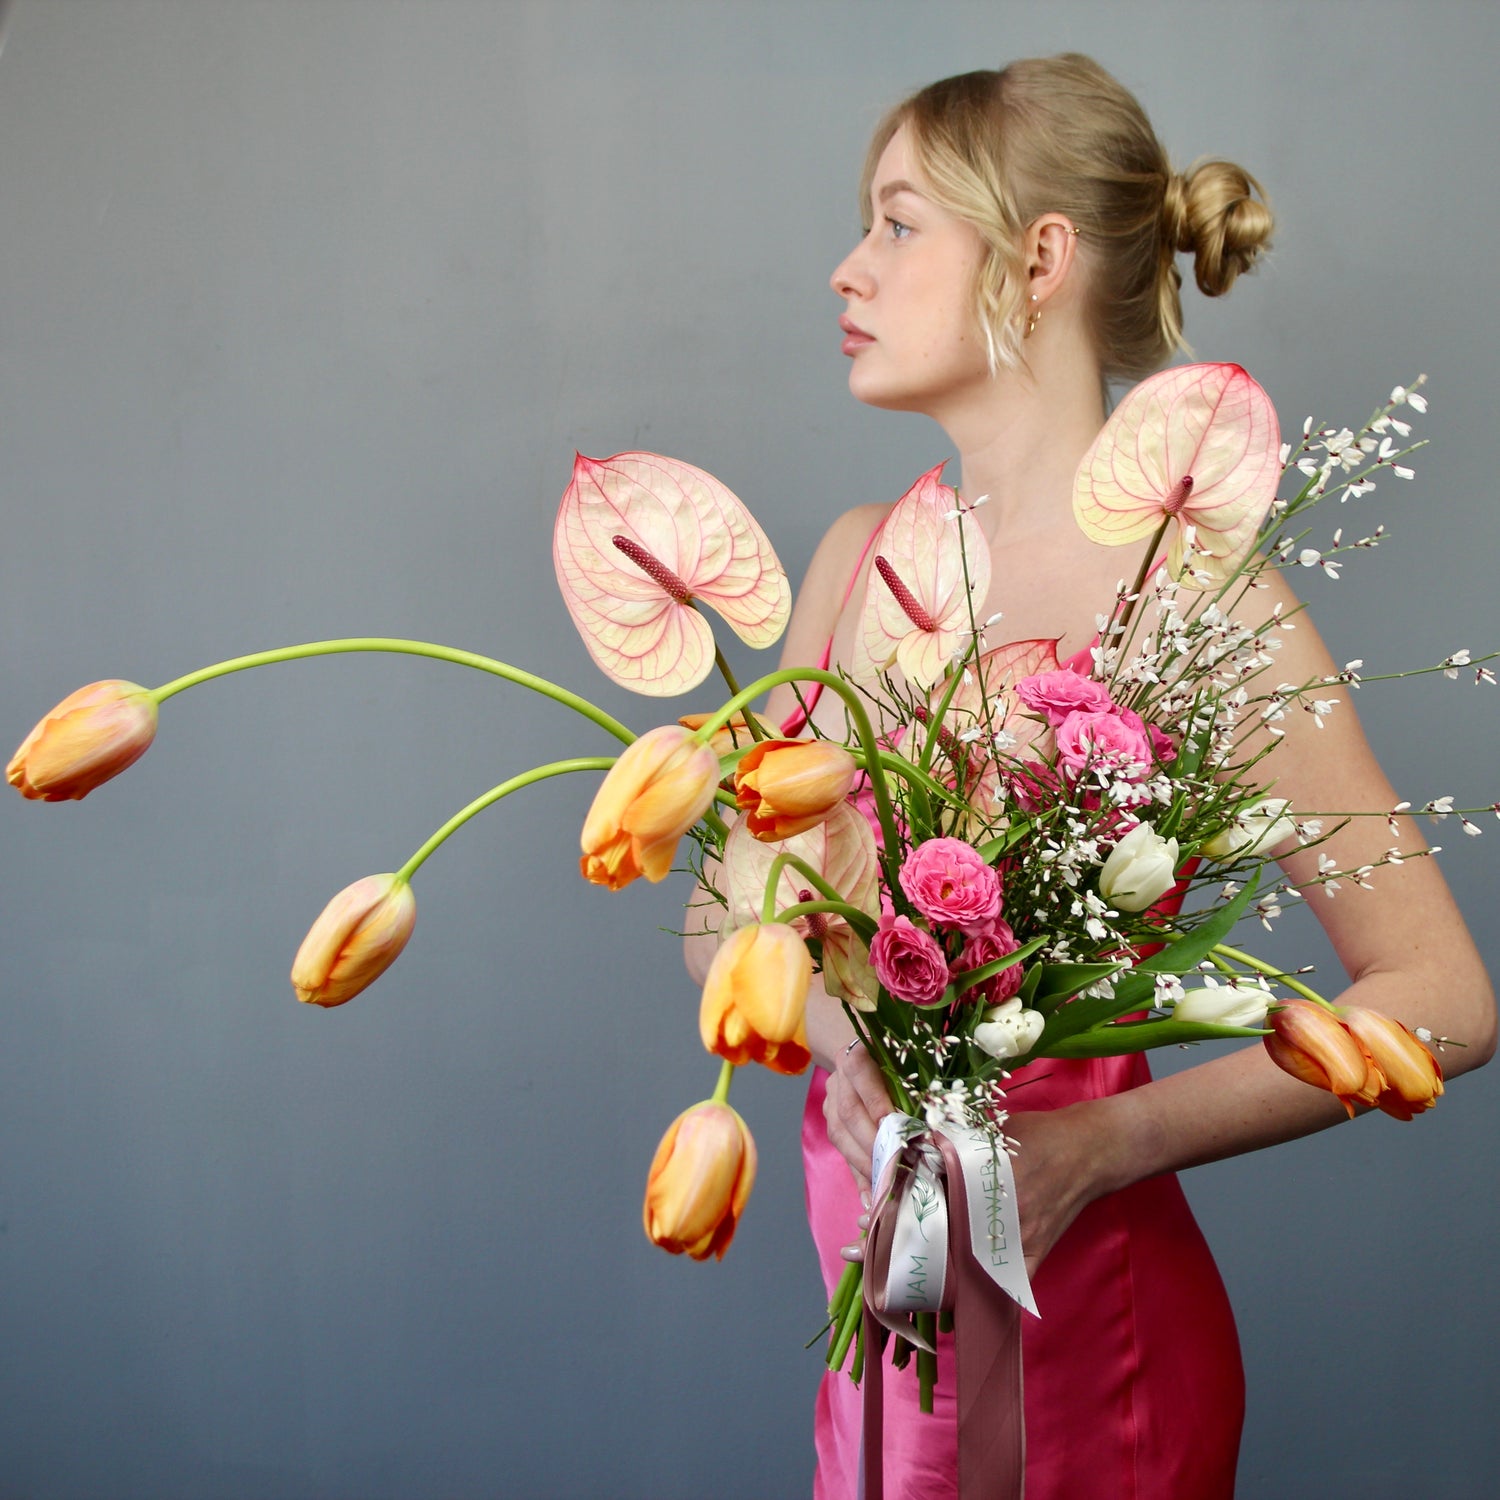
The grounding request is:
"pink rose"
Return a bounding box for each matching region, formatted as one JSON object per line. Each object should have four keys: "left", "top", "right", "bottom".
{"left": 870, "top": 913, "right": 950, "bottom": 1006}
{"left": 898, "top": 837, "right": 1003, "bottom": 935}
{"left": 954, "top": 919, "right": 1025, "bottom": 1006}
{"left": 1056, "top": 708, "right": 1155, "bottom": 781}
{"left": 1015, "top": 669, "right": 1116, "bottom": 727}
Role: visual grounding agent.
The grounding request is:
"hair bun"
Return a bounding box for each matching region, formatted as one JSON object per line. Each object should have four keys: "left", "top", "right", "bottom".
{"left": 1171, "top": 158, "right": 1274, "bottom": 297}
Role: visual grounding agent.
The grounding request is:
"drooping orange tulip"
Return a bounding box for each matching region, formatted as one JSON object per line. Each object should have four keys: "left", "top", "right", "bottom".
{"left": 291, "top": 873, "right": 417, "bottom": 1008}
{"left": 7, "top": 679, "right": 158, "bottom": 802}
{"left": 676, "top": 710, "right": 777, "bottom": 758}
{"left": 553, "top": 452, "right": 791, "bottom": 697}
{"left": 580, "top": 725, "right": 720, "bottom": 890}
{"left": 733, "top": 738, "right": 858, "bottom": 841}
{"left": 1073, "top": 363, "right": 1281, "bottom": 586}
{"left": 643, "top": 1100, "right": 757, "bottom": 1260}
{"left": 719, "top": 800, "right": 880, "bottom": 1011}
{"left": 852, "top": 463, "right": 991, "bottom": 689}
{"left": 1263, "top": 999, "right": 1383, "bottom": 1118}
{"left": 1340, "top": 1007, "right": 1445, "bottom": 1120}
{"left": 700, "top": 921, "right": 813, "bottom": 1075}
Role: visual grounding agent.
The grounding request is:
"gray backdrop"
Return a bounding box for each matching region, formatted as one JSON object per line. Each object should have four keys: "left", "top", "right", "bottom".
{"left": 1, "top": 2, "right": 1496, "bottom": 1497}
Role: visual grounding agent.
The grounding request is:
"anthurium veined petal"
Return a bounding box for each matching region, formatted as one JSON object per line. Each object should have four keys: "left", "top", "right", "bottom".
{"left": 720, "top": 800, "right": 879, "bottom": 935}
{"left": 554, "top": 451, "right": 792, "bottom": 696}
{"left": 1073, "top": 364, "right": 1281, "bottom": 587}
{"left": 853, "top": 463, "right": 991, "bottom": 689}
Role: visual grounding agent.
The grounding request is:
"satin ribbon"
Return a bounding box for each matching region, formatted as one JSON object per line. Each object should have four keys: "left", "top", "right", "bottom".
{"left": 860, "top": 1113, "right": 1037, "bottom": 1500}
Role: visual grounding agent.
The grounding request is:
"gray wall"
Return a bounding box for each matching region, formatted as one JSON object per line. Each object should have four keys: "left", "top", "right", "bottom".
{"left": 1, "top": 2, "right": 1495, "bottom": 1496}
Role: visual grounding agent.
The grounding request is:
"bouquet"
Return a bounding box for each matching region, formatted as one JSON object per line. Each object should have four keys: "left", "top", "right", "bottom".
{"left": 9, "top": 364, "right": 1479, "bottom": 1496}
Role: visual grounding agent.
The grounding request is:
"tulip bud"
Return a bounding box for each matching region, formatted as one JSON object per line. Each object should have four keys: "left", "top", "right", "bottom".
{"left": 643, "top": 1100, "right": 757, "bottom": 1260}
{"left": 700, "top": 922, "right": 813, "bottom": 1075}
{"left": 676, "top": 710, "right": 777, "bottom": 758}
{"left": 8, "top": 680, "right": 158, "bottom": 802}
{"left": 580, "top": 725, "right": 721, "bottom": 890}
{"left": 972, "top": 996, "right": 1045, "bottom": 1061}
{"left": 1340, "top": 1007, "right": 1445, "bottom": 1120}
{"left": 1172, "top": 978, "right": 1271, "bottom": 1029}
{"left": 1263, "top": 999, "right": 1383, "bottom": 1118}
{"left": 1201, "top": 798, "right": 1296, "bottom": 860}
{"left": 1098, "top": 822, "right": 1180, "bottom": 912}
{"left": 733, "top": 738, "right": 858, "bottom": 841}
{"left": 291, "top": 873, "right": 417, "bottom": 1007}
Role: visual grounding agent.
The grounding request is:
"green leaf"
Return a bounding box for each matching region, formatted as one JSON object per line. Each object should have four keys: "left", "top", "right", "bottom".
{"left": 1130, "top": 871, "right": 1261, "bottom": 976}
{"left": 1039, "top": 1016, "right": 1269, "bottom": 1058}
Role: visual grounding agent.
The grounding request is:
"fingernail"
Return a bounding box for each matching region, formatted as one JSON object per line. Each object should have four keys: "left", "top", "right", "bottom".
{"left": 857, "top": 1212, "right": 870, "bottom": 1231}
{"left": 840, "top": 1243, "right": 865, "bottom": 1263}
{"left": 860, "top": 1189, "right": 872, "bottom": 1211}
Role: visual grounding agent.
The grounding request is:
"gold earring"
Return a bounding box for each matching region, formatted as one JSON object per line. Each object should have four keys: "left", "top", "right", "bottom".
{"left": 1025, "top": 293, "right": 1042, "bottom": 339}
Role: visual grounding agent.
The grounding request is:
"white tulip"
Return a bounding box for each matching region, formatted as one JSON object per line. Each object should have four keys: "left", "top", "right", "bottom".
{"left": 1172, "top": 978, "right": 1271, "bottom": 1029}
{"left": 1201, "top": 798, "right": 1296, "bottom": 860}
{"left": 972, "top": 997, "right": 1046, "bottom": 1060}
{"left": 1098, "top": 822, "right": 1180, "bottom": 913}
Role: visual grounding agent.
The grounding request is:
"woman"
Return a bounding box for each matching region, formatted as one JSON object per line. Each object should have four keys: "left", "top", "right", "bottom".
{"left": 696, "top": 55, "right": 1495, "bottom": 1499}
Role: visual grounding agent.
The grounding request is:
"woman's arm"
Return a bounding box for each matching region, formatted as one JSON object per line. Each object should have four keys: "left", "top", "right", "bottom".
{"left": 825, "top": 569, "right": 1495, "bottom": 1274}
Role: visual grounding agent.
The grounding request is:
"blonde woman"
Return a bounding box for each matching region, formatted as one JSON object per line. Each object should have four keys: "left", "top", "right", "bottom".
{"left": 733, "top": 55, "right": 1494, "bottom": 1500}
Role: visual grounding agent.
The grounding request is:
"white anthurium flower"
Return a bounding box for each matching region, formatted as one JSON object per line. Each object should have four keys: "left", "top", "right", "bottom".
{"left": 1201, "top": 798, "right": 1296, "bottom": 860}
{"left": 1172, "top": 977, "right": 1271, "bottom": 1029}
{"left": 1097, "top": 822, "right": 1179, "bottom": 913}
{"left": 972, "top": 997, "right": 1046, "bottom": 1061}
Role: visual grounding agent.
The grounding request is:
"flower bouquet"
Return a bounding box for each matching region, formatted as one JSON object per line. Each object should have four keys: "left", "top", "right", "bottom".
{"left": 9, "top": 364, "right": 1479, "bottom": 1497}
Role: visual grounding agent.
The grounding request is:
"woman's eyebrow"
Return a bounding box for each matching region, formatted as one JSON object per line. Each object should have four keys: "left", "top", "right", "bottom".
{"left": 876, "top": 179, "right": 925, "bottom": 204}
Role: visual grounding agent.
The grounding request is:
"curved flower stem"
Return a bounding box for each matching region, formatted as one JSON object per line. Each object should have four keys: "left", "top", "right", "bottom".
{"left": 151, "top": 638, "right": 636, "bottom": 746}
{"left": 1212, "top": 943, "right": 1329, "bottom": 1007}
{"left": 711, "top": 1058, "right": 736, "bottom": 1105}
{"left": 396, "top": 757, "right": 615, "bottom": 882}
{"left": 778, "top": 899, "right": 877, "bottom": 935}
{"left": 694, "top": 667, "right": 904, "bottom": 862}
{"left": 761, "top": 852, "right": 878, "bottom": 938}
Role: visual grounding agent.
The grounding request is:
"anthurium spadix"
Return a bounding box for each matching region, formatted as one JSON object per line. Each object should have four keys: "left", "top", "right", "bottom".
{"left": 853, "top": 463, "right": 991, "bottom": 689}
{"left": 554, "top": 452, "right": 791, "bottom": 697}
{"left": 1073, "top": 364, "right": 1281, "bottom": 587}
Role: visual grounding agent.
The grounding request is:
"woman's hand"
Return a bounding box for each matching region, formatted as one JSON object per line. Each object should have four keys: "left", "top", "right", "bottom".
{"left": 822, "top": 1042, "right": 894, "bottom": 1192}
{"left": 1001, "top": 1103, "right": 1113, "bottom": 1281}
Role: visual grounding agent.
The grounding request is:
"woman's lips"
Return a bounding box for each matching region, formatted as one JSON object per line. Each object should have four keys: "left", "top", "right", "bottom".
{"left": 840, "top": 315, "right": 874, "bottom": 356}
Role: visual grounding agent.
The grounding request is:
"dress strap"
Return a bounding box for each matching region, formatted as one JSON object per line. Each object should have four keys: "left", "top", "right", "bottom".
{"left": 779, "top": 516, "right": 885, "bottom": 736}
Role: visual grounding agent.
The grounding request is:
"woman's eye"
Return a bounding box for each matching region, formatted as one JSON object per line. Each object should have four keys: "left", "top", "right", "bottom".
{"left": 886, "top": 217, "right": 913, "bottom": 241}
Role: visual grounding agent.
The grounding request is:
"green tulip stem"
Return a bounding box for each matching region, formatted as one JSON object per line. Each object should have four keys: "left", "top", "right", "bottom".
{"left": 150, "top": 638, "right": 636, "bottom": 746}
{"left": 694, "top": 667, "right": 903, "bottom": 863}
{"left": 1211, "top": 944, "right": 1330, "bottom": 1007}
{"left": 395, "top": 757, "right": 616, "bottom": 883}
{"left": 710, "top": 647, "right": 767, "bottom": 741}
{"left": 761, "top": 852, "right": 877, "bottom": 938}
{"left": 711, "top": 1058, "right": 736, "bottom": 1105}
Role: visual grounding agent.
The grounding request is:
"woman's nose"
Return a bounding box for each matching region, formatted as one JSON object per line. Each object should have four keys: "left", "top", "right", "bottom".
{"left": 830, "top": 240, "right": 873, "bottom": 299}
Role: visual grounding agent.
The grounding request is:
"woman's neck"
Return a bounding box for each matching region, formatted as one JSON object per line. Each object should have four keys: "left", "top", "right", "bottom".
{"left": 940, "top": 340, "right": 1108, "bottom": 548}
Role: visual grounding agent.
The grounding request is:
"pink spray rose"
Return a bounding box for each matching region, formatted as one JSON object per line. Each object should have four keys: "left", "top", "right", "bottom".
{"left": 1015, "top": 669, "right": 1116, "bottom": 727}
{"left": 870, "top": 913, "right": 950, "bottom": 1006}
{"left": 898, "top": 837, "right": 1003, "bottom": 935}
{"left": 954, "top": 919, "right": 1025, "bottom": 1007}
{"left": 1056, "top": 708, "right": 1155, "bottom": 781}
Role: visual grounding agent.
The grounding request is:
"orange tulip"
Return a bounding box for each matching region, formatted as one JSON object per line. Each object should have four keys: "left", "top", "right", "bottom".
{"left": 676, "top": 710, "right": 777, "bottom": 759}
{"left": 1263, "top": 999, "right": 1383, "bottom": 1118}
{"left": 8, "top": 680, "right": 158, "bottom": 802}
{"left": 291, "top": 873, "right": 417, "bottom": 1007}
{"left": 1340, "top": 1007, "right": 1445, "bottom": 1121}
{"left": 643, "top": 1100, "right": 757, "bottom": 1260}
{"left": 580, "top": 725, "right": 720, "bottom": 890}
{"left": 733, "top": 738, "right": 858, "bottom": 841}
{"left": 700, "top": 921, "right": 813, "bottom": 1075}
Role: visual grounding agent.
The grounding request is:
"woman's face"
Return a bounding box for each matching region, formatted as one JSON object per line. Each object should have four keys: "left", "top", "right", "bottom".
{"left": 830, "top": 125, "right": 991, "bottom": 417}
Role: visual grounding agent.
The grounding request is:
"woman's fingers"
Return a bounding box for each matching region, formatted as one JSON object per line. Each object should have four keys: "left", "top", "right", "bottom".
{"left": 823, "top": 1042, "right": 895, "bottom": 1190}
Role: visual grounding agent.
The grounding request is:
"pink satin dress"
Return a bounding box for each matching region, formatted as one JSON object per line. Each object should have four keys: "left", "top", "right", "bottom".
{"left": 790, "top": 527, "right": 1245, "bottom": 1499}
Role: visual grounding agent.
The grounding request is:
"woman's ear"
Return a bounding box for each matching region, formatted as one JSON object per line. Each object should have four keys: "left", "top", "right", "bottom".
{"left": 1024, "top": 215, "right": 1082, "bottom": 308}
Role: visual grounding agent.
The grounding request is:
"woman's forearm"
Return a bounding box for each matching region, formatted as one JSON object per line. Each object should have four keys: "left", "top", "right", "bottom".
{"left": 1084, "top": 962, "right": 1496, "bottom": 1200}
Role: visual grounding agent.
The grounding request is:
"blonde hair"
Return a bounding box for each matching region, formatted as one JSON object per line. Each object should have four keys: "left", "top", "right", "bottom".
{"left": 859, "top": 55, "right": 1274, "bottom": 382}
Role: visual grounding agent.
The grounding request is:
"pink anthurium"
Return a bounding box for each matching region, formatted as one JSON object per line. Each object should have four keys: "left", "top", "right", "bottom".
{"left": 852, "top": 463, "right": 991, "bottom": 689}
{"left": 1073, "top": 364, "right": 1281, "bottom": 587}
{"left": 554, "top": 452, "right": 791, "bottom": 697}
{"left": 719, "top": 800, "right": 880, "bottom": 1010}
